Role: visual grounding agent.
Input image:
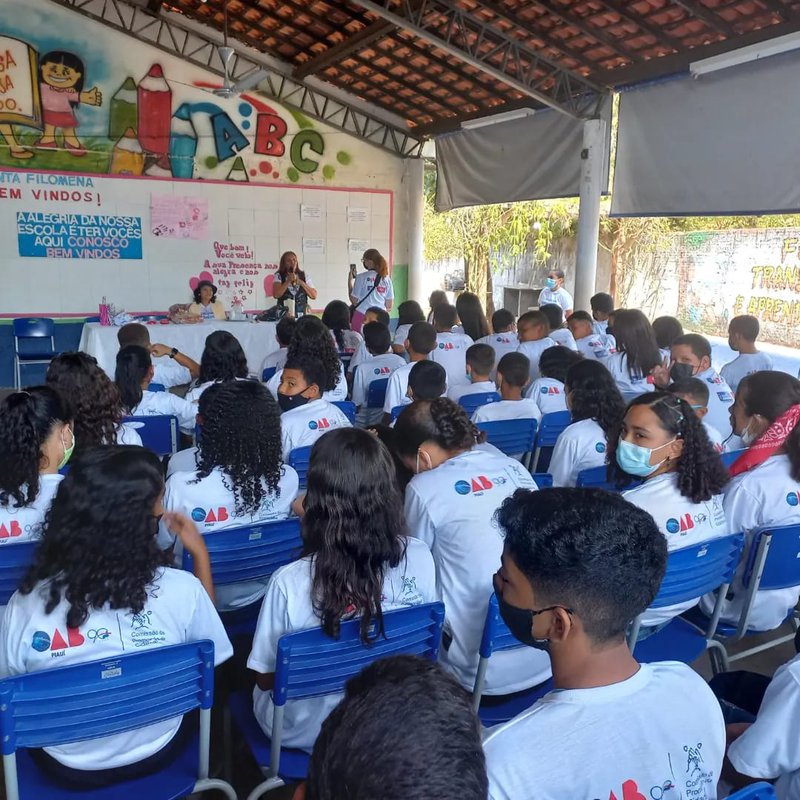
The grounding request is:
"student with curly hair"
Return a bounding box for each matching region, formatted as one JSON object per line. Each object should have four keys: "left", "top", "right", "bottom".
{"left": 0, "top": 446, "right": 232, "bottom": 786}
{"left": 0, "top": 387, "right": 73, "bottom": 548}
{"left": 604, "top": 309, "right": 661, "bottom": 395}
{"left": 394, "top": 398, "right": 547, "bottom": 696}
{"left": 184, "top": 330, "right": 250, "bottom": 404}
{"left": 549, "top": 360, "right": 626, "bottom": 487}
{"left": 266, "top": 315, "right": 346, "bottom": 401}
{"left": 46, "top": 351, "right": 142, "bottom": 452}
{"left": 321, "top": 299, "right": 363, "bottom": 355}
{"left": 115, "top": 345, "right": 197, "bottom": 433}
{"left": 161, "top": 381, "right": 299, "bottom": 610}
{"left": 248, "top": 428, "right": 435, "bottom": 751}
{"left": 607, "top": 391, "right": 730, "bottom": 632}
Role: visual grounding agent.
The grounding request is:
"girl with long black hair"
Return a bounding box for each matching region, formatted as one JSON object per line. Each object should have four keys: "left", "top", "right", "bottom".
{"left": 604, "top": 309, "right": 662, "bottom": 395}
{"left": 184, "top": 330, "right": 250, "bottom": 404}
{"left": 321, "top": 299, "right": 363, "bottom": 355}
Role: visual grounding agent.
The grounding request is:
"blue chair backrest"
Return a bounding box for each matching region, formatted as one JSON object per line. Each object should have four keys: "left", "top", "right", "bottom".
{"left": 479, "top": 593, "right": 527, "bottom": 658}
{"left": 288, "top": 445, "right": 313, "bottom": 490}
{"left": 476, "top": 418, "right": 538, "bottom": 456}
{"left": 743, "top": 524, "right": 800, "bottom": 591}
{"left": 391, "top": 404, "right": 407, "bottom": 422}
{"left": 13, "top": 317, "right": 54, "bottom": 340}
{"left": 182, "top": 519, "right": 302, "bottom": 586}
{"left": 575, "top": 465, "right": 640, "bottom": 492}
{"left": 123, "top": 414, "right": 179, "bottom": 456}
{"left": 726, "top": 782, "right": 776, "bottom": 799}
{"left": 148, "top": 382, "right": 167, "bottom": 392}
{"left": 366, "top": 377, "right": 390, "bottom": 409}
{"left": 0, "top": 541, "right": 38, "bottom": 606}
{"left": 459, "top": 391, "right": 501, "bottom": 416}
{"left": 83, "top": 315, "right": 101, "bottom": 323}
{"left": 721, "top": 449, "right": 746, "bottom": 469}
{"left": 0, "top": 640, "right": 215, "bottom": 755}
{"left": 262, "top": 366, "right": 277, "bottom": 383}
{"left": 332, "top": 400, "right": 357, "bottom": 424}
{"left": 532, "top": 473, "right": 553, "bottom": 488}
{"left": 535, "top": 410, "right": 571, "bottom": 447}
{"left": 273, "top": 602, "right": 445, "bottom": 705}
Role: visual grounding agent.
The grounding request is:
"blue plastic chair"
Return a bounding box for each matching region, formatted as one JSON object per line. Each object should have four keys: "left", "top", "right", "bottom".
{"left": 83, "top": 315, "right": 102, "bottom": 323}
{"left": 475, "top": 418, "right": 538, "bottom": 465}
{"left": 721, "top": 448, "right": 746, "bottom": 469}
{"left": 332, "top": 400, "right": 357, "bottom": 424}
{"left": 182, "top": 519, "right": 302, "bottom": 637}
{"left": 262, "top": 367, "right": 276, "bottom": 383}
{"left": 13, "top": 318, "right": 59, "bottom": 389}
{"left": 229, "top": 602, "right": 445, "bottom": 799}
{"left": 288, "top": 445, "right": 313, "bottom": 490}
{"left": 123, "top": 415, "right": 179, "bottom": 457}
{"left": 0, "top": 641, "right": 236, "bottom": 800}
{"left": 630, "top": 533, "right": 745, "bottom": 669}
{"left": 531, "top": 410, "right": 571, "bottom": 472}
{"left": 366, "top": 377, "right": 390, "bottom": 409}
{"left": 575, "top": 464, "right": 641, "bottom": 492}
{"left": 726, "top": 783, "right": 776, "bottom": 799}
{"left": 532, "top": 473, "right": 553, "bottom": 488}
{"left": 0, "top": 541, "right": 38, "bottom": 606}
{"left": 472, "top": 594, "right": 553, "bottom": 726}
{"left": 148, "top": 382, "right": 167, "bottom": 392}
{"left": 459, "top": 391, "right": 501, "bottom": 417}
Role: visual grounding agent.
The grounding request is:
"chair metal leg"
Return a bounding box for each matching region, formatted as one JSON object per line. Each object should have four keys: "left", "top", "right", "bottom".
{"left": 194, "top": 777, "right": 238, "bottom": 799}
{"left": 247, "top": 776, "right": 286, "bottom": 800}
{"left": 707, "top": 640, "right": 729, "bottom": 676}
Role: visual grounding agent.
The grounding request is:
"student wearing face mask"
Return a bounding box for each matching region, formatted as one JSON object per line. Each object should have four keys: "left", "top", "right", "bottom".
{"left": 0, "top": 387, "right": 74, "bottom": 550}
{"left": 608, "top": 392, "right": 730, "bottom": 635}
{"left": 394, "top": 399, "right": 548, "bottom": 697}
{"left": 537, "top": 270, "right": 573, "bottom": 317}
{"left": 277, "top": 356, "right": 351, "bottom": 459}
{"left": 699, "top": 371, "right": 800, "bottom": 630}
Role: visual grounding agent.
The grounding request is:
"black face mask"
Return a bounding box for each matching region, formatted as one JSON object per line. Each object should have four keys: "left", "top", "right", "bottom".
{"left": 277, "top": 390, "right": 311, "bottom": 413}
{"left": 497, "top": 594, "right": 550, "bottom": 651}
{"left": 669, "top": 362, "right": 697, "bottom": 383}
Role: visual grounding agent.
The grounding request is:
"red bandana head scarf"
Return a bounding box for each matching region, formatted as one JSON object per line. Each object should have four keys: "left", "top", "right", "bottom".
{"left": 729, "top": 404, "right": 800, "bottom": 477}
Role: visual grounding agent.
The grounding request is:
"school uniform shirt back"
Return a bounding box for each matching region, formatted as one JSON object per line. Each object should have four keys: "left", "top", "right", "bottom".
{"left": 720, "top": 351, "right": 774, "bottom": 391}
{"left": 383, "top": 361, "right": 417, "bottom": 414}
{"left": 605, "top": 352, "right": 656, "bottom": 396}
{"left": 117, "top": 423, "right": 143, "bottom": 446}
{"left": 248, "top": 537, "right": 436, "bottom": 751}
{"left": 267, "top": 363, "right": 347, "bottom": 402}
{"left": 537, "top": 286, "right": 573, "bottom": 314}
{"left": 430, "top": 331, "right": 474, "bottom": 388}
{"left": 548, "top": 328, "right": 578, "bottom": 351}
{"left": 404, "top": 449, "right": 549, "bottom": 694}
{"left": 728, "top": 650, "right": 800, "bottom": 799}
{"left": 0, "top": 568, "right": 232, "bottom": 770}
{"left": 576, "top": 333, "right": 612, "bottom": 361}
{"left": 260, "top": 348, "right": 288, "bottom": 377}
{"left": 330, "top": 329, "right": 362, "bottom": 356}
{"left": 131, "top": 389, "right": 197, "bottom": 433}
{"left": 0, "top": 474, "right": 63, "bottom": 545}
{"left": 447, "top": 380, "right": 497, "bottom": 404}
{"left": 351, "top": 270, "right": 394, "bottom": 311}
{"left": 152, "top": 358, "right": 192, "bottom": 388}
{"left": 700, "top": 454, "right": 800, "bottom": 629}
{"left": 161, "top": 465, "right": 299, "bottom": 610}
{"left": 526, "top": 377, "right": 568, "bottom": 415}
{"left": 280, "top": 398, "right": 352, "bottom": 460}
{"left": 392, "top": 323, "right": 412, "bottom": 349}
{"left": 167, "top": 446, "right": 199, "bottom": 477}
{"left": 351, "top": 352, "right": 406, "bottom": 407}
{"left": 516, "top": 337, "right": 556, "bottom": 381}
{"left": 696, "top": 368, "right": 734, "bottom": 439}
{"left": 477, "top": 333, "right": 519, "bottom": 369}
{"left": 623, "top": 473, "right": 729, "bottom": 626}
{"left": 549, "top": 418, "right": 607, "bottom": 488}
{"left": 472, "top": 398, "right": 542, "bottom": 426}
{"left": 483, "top": 661, "right": 724, "bottom": 800}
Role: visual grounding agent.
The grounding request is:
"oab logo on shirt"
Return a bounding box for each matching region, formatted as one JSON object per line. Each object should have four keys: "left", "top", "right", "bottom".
{"left": 438, "top": 342, "right": 455, "bottom": 350}
{"left": 594, "top": 442, "right": 606, "bottom": 453}
{"left": 192, "top": 506, "right": 230, "bottom": 524}
{"left": 308, "top": 418, "right": 332, "bottom": 430}
{"left": 786, "top": 491, "right": 800, "bottom": 506}
{"left": 31, "top": 626, "right": 86, "bottom": 653}
{"left": 373, "top": 366, "right": 392, "bottom": 375}
{"left": 454, "top": 475, "right": 506, "bottom": 496}
{"left": 665, "top": 513, "right": 695, "bottom": 534}
{"left": 0, "top": 520, "right": 23, "bottom": 539}
{"left": 540, "top": 386, "right": 561, "bottom": 395}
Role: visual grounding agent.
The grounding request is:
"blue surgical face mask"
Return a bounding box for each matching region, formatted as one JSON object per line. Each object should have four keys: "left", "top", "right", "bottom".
{"left": 616, "top": 437, "right": 677, "bottom": 478}
{"left": 545, "top": 278, "right": 557, "bottom": 290}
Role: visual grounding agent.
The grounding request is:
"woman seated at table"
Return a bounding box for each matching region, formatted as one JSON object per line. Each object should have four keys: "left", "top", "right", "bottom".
{"left": 188, "top": 280, "right": 226, "bottom": 321}
{"left": 273, "top": 251, "right": 317, "bottom": 316}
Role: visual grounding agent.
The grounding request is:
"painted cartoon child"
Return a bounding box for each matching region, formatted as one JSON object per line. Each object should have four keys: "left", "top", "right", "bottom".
{"left": 37, "top": 51, "right": 102, "bottom": 155}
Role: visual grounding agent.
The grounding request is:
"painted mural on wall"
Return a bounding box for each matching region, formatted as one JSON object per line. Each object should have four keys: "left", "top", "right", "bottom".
{"left": 0, "top": 14, "right": 354, "bottom": 184}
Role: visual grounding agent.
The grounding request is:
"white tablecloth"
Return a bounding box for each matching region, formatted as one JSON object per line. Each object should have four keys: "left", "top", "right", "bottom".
{"left": 78, "top": 321, "right": 279, "bottom": 378}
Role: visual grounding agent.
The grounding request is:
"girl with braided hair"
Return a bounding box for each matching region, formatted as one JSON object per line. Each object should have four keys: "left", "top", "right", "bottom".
{"left": 393, "top": 398, "right": 548, "bottom": 697}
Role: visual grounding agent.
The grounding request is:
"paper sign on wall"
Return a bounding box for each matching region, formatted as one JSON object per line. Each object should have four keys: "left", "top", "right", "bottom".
{"left": 151, "top": 194, "right": 208, "bottom": 239}
{"left": 347, "top": 206, "right": 369, "bottom": 224}
{"left": 301, "top": 204, "right": 323, "bottom": 221}
{"left": 348, "top": 238, "right": 369, "bottom": 257}
{"left": 303, "top": 238, "right": 325, "bottom": 254}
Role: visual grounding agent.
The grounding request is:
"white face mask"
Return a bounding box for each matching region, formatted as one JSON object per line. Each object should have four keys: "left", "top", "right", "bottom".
{"left": 415, "top": 449, "right": 432, "bottom": 475}
{"left": 741, "top": 417, "right": 761, "bottom": 446}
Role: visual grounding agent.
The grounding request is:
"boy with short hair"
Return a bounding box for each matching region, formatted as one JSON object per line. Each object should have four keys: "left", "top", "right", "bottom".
{"left": 277, "top": 356, "right": 352, "bottom": 458}
{"left": 539, "top": 304, "right": 578, "bottom": 351}
{"left": 260, "top": 314, "right": 296, "bottom": 376}
{"left": 447, "top": 344, "right": 496, "bottom": 403}
{"left": 483, "top": 488, "right": 725, "bottom": 799}
{"left": 721, "top": 315, "right": 774, "bottom": 391}
{"left": 668, "top": 377, "right": 725, "bottom": 452}
{"left": 382, "top": 321, "right": 438, "bottom": 424}
{"left": 526, "top": 346, "right": 582, "bottom": 415}
{"left": 347, "top": 307, "right": 392, "bottom": 376}
{"left": 407, "top": 360, "right": 447, "bottom": 403}
{"left": 566, "top": 310, "right": 612, "bottom": 361}
{"left": 117, "top": 322, "right": 199, "bottom": 387}
{"left": 515, "top": 311, "right": 556, "bottom": 381}
{"left": 590, "top": 292, "right": 614, "bottom": 337}
{"left": 472, "top": 353, "right": 541, "bottom": 426}
{"left": 477, "top": 309, "right": 519, "bottom": 369}
{"left": 429, "top": 304, "right": 474, "bottom": 389}
{"left": 351, "top": 322, "right": 405, "bottom": 425}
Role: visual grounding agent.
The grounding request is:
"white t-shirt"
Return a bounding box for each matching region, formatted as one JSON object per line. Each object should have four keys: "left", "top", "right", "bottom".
{"left": 447, "top": 379, "right": 497, "bottom": 404}
{"left": 260, "top": 348, "right": 288, "bottom": 376}
{"left": 351, "top": 270, "right": 394, "bottom": 311}
{"left": 330, "top": 329, "right": 362, "bottom": 356}
{"left": 538, "top": 286, "right": 573, "bottom": 313}
{"left": 516, "top": 338, "right": 557, "bottom": 381}
{"left": 383, "top": 361, "right": 417, "bottom": 414}
{"left": 703, "top": 421, "right": 725, "bottom": 453}
{"left": 477, "top": 333, "right": 519, "bottom": 371}
{"left": 623, "top": 472, "right": 729, "bottom": 626}
{"left": 0, "top": 474, "right": 63, "bottom": 544}
{"left": 483, "top": 661, "right": 724, "bottom": 800}
{"left": 280, "top": 398, "right": 352, "bottom": 459}
{"left": 700, "top": 454, "right": 800, "bottom": 629}
{"left": 351, "top": 352, "right": 406, "bottom": 407}
{"left": 549, "top": 328, "right": 578, "bottom": 351}
{"left": 248, "top": 537, "right": 436, "bottom": 751}
{"left": 526, "top": 377, "right": 568, "bottom": 416}
{"left": 605, "top": 352, "right": 657, "bottom": 396}
{"left": 720, "top": 351, "right": 774, "bottom": 391}
{"left": 728, "top": 651, "right": 800, "bottom": 799}
{"left": 346, "top": 341, "right": 368, "bottom": 375}
{"left": 472, "top": 398, "right": 542, "bottom": 425}
{"left": 695, "top": 368, "right": 734, "bottom": 440}
{"left": 392, "top": 323, "right": 413, "bottom": 348}
{"left": 404, "top": 448, "right": 549, "bottom": 694}
{"left": 429, "top": 331, "right": 474, "bottom": 389}
{"left": 267, "top": 364, "right": 347, "bottom": 403}
{"left": 576, "top": 333, "right": 612, "bottom": 361}
{"left": 117, "top": 423, "right": 143, "bottom": 446}
{"left": 0, "top": 568, "right": 232, "bottom": 770}
{"left": 161, "top": 465, "right": 299, "bottom": 610}
{"left": 167, "top": 446, "right": 199, "bottom": 477}
{"left": 549, "top": 418, "right": 607, "bottom": 488}
{"left": 184, "top": 376, "right": 252, "bottom": 406}
{"left": 152, "top": 358, "right": 192, "bottom": 388}
{"left": 130, "top": 389, "right": 197, "bottom": 433}
{"left": 593, "top": 319, "right": 609, "bottom": 337}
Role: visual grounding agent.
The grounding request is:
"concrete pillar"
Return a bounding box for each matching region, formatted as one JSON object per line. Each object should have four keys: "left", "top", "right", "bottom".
{"left": 406, "top": 157, "right": 425, "bottom": 304}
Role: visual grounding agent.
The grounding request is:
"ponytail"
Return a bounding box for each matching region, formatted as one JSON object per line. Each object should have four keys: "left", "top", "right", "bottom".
{"left": 115, "top": 345, "right": 151, "bottom": 412}
{"left": 394, "top": 398, "right": 478, "bottom": 457}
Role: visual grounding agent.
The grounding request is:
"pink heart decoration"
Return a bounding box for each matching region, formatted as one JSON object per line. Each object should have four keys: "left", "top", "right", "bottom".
{"left": 188, "top": 270, "right": 216, "bottom": 291}
{"left": 263, "top": 274, "right": 275, "bottom": 296}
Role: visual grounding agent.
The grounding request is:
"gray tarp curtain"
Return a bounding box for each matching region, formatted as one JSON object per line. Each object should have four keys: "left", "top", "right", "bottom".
{"left": 434, "top": 99, "right": 611, "bottom": 212}
{"left": 612, "top": 49, "right": 800, "bottom": 217}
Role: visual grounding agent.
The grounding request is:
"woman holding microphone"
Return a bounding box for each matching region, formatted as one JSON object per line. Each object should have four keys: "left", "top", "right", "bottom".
{"left": 273, "top": 251, "right": 317, "bottom": 316}
{"left": 349, "top": 248, "right": 394, "bottom": 332}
